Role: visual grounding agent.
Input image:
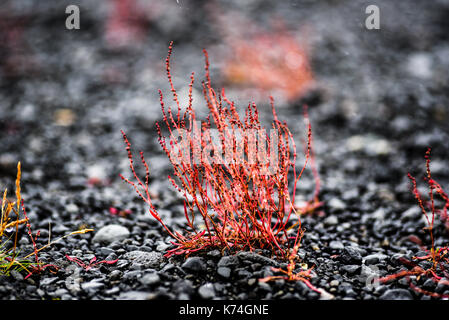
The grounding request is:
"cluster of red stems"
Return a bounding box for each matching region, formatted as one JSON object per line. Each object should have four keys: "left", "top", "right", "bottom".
{"left": 121, "top": 42, "right": 320, "bottom": 265}
{"left": 379, "top": 148, "right": 449, "bottom": 298}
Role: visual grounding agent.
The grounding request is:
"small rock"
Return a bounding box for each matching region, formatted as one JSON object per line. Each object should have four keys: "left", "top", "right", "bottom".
{"left": 198, "top": 283, "right": 215, "bottom": 299}
{"left": 217, "top": 267, "right": 231, "bottom": 279}
{"left": 380, "top": 289, "right": 413, "bottom": 300}
{"left": 258, "top": 281, "right": 272, "bottom": 292}
{"left": 40, "top": 277, "right": 59, "bottom": 286}
{"left": 118, "top": 291, "right": 152, "bottom": 300}
{"left": 181, "top": 257, "right": 207, "bottom": 273}
{"left": 341, "top": 265, "right": 360, "bottom": 275}
{"left": 237, "top": 251, "right": 280, "bottom": 267}
{"left": 140, "top": 273, "right": 160, "bottom": 286}
{"left": 123, "top": 270, "right": 142, "bottom": 281}
{"left": 207, "top": 250, "right": 221, "bottom": 258}
{"left": 422, "top": 278, "right": 436, "bottom": 291}
{"left": 155, "top": 241, "right": 170, "bottom": 252}
{"left": 330, "top": 280, "right": 339, "bottom": 287}
{"left": 329, "top": 240, "right": 344, "bottom": 250}
{"left": 323, "top": 215, "right": 339, "bottom": 227}
{"left": 124, "top": 251, "right": 163, "bottom": 268}
{"left": 363, "top": 253, "right": 388, "bottom": 265}
{"left": 10, "top": 270, "right": 24, "bottom": 281}
{"left": 407, "top": 53, "right": 432, "bottom": 79}
{"left": 340, "top": 247, "right": 362, "bottom": 265}
{"left": 81, "top": 280, "right": 104, "bottom": 293}
{"left": 66, "top": 203, "right": 79, "bottom": 214}
{"left": 92, "top": 225, "right": 130, "bottom": 244}
{"left": 401, "top": 206, "right": 421, "bottom": 221}
{"left": 328, "top": 198, "right": 346, "bottom": 211}
{"left": 217, "top": 255, "right": 239, "bottom": 269}
{"left": 248, "top": 278, "right": 257, "bottom": 286}
{"left": 98, "top": 247, "right": 115, "bottom": 256}
{"left": 108, "top": 270, "right": 122, "bottom": 280}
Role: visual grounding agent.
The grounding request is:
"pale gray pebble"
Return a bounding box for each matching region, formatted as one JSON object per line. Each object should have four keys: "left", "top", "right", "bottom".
{"left": 118, "top": 291, "right": 153, "bottom": 300}
{"left": 81, "top": 280, "right": 105, "bottom": 293}
{"left": 124, "top": 250, "right": 163, "bottom": 269}
{"left": 363, "top": 253, "right": 388, "bottom": 265}
{"left": 140, "top": 273, "right": 161, "bottom": 286}
{"left": 323, "top": 215, "right": 339, "bottom": 226}
{"left": 92, "top": 225, "right": 130, "bottom": 244}
{"left": 329, "top": 240, "right": 344, "bottom": 250}
{"left": 217, "top": 267, "right": 231, "bottom": 279}
{"left": 198, "top": 283, "right": 215, "bottom": 299}
{"left": 380, "top": 289, "right": 413, "bottom": 300}
{"left": 328, "top": 198, "right": 346, "bottom": 211}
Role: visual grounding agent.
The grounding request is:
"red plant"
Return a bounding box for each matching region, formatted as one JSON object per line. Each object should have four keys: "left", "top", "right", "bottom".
{"left": 21, "top": 201, "right": 58, "bottom": 279}
{"left": 379, "top": 148, "right": 449, "bottom": 298}
{"left": 120, "top": 42, "right": 319, "bottom": 261}
{"left": 259, "top": 234, "right": 320, "bottom": 293}
{"left": 65, "top": 255, "right": 118, "bottom": 271}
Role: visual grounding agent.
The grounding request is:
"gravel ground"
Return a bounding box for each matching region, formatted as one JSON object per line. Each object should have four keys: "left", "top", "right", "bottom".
{"left": 1, "top": 0, "right": 449, "bottom": 300}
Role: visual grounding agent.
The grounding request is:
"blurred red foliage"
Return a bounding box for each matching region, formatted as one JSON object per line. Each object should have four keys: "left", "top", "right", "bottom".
{"left": 223, "top": 27, "right": 314, "bottom": 104}
{"left": 105, "top": 0, "right": 149, "bottom": 49}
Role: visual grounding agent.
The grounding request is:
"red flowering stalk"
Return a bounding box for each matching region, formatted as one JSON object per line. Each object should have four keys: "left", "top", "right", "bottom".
{"left": 65, "top": 255, "right": 118, "bottom": 271}
{"left": 379, "top": 148, "right": 449, "bottom": 298}
{"left": 259, "top": 230, "right": 320, "bottom": 293}
{"left": 121, "top": 42, "right": 318, "bottom": 260}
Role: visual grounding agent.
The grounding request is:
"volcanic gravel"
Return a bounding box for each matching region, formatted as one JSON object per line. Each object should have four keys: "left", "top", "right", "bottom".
{"left": 1, "top": 0, "right": 449, "bottom": 300}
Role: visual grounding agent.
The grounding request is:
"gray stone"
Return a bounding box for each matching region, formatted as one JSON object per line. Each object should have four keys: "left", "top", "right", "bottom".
{"left": 329, "top": 240, "right": 344, "bottom": 250}
{"left": 98, "top": 247, "right": 115, "bottom": 256}
{"left": 330, "top": 280, "right": 339, "bottom": 287}
{"left": 81, "top": 280, "right": 104, "bottom": 292}
{"left": 124, "top": 250, "right": 163, "bottom": 268}
{"left": 217, "top": 255, "right": 240, "bottom": 268}
{"left": 340, "top": 246, "right": 362, "bottom": 265}
{"left": 40, "top": 277, "right": 59, "bottom": 286}
{"left": 380, "top": 289, "right": 413, "bottom": 300}
{"left": 10, "top": 270, "right": 24, "bottom": 281}
{"left": 92, "top": 225, "right": 130, "bottom": 244}
{"left": 181, "top": 257, "right": 207, "bottom": 273}
{"left": 198, "top": 283, "right": 215, "bottom": 299}
{"left": 258, "top": 281, "right": 272, "bottom": 292}
{"left": 140, "top": 272, "right": 161, "bottom": 286}
{"left": 324, "top": 215, "right": 339, "bottom": 226}
{"left": 237, "top": 251, "right": 280, "bottom": 267}
{"left": 123, "top": 270, "right": 142, "bottom": 281}
{"left": 401, "top": 206, "right": 421, "bottom": 221}
{"left": 108, "top": 270, "right": 122, "bottom": 280}
{"left": 118, "top": 291, "right": 152, "bottom": 300}
{"left": 217, "top": 267, "right": 231, "bottom": 279}
{"left": 363, "top": 253, "right": 388, "bottom": 265}
{"left": 341, "top": 265, "right": 360, "bottom": 275}
{"left": 328, "top": 198, "right": 346, "bottom": 211}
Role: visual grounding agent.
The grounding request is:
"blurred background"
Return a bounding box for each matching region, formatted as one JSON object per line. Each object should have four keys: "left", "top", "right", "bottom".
{"left": 0, "top": 0, "right": 448, "bottom": 212}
